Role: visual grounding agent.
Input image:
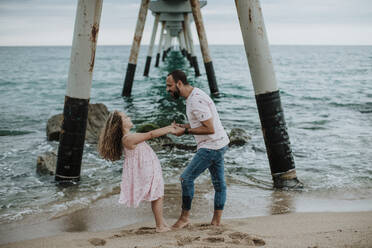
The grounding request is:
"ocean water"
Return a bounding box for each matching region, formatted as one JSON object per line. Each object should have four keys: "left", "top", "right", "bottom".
{"left": 0, "top": 45, "right": 372, "bottom": 225}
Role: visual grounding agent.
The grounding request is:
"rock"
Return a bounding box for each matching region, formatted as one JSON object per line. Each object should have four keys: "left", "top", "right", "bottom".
{"left": 46, "top": 103, "right": 109, "bottom": 144}
{"left": 135, "top": 123, "right": 175, "bottom": 151}
{"left": 135, "top": 123, "right": 197, "bottom": 152}
{"left": 228, "top": 128, "right": 251, "bottom": 146}
{"left": 146, "top": 136, "right": 174, "bottom": 152}
{"left": 136, "top": 123, "right": 160, "bottom": 133}
{"left": 36, "top": 151, "right": 57, "bottom": 175}
{"left": 148, "top": 137, "right": 196, "bottom": 152}
{"left": 46, "top": 114, "right": 63, "bottom": 141}
{"left": 172, "top": 143, "right": 197, "bottom": 151}
{"left": 85, "top": 103, "right": 110, "bottom": 144}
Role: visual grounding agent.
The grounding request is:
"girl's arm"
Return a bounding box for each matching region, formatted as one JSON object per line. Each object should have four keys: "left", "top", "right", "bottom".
{"left": 124, "top": 125, "right": 175, "bottom": 147}
{"left": 176, "top": 123, "right": 190, "bottom": 129}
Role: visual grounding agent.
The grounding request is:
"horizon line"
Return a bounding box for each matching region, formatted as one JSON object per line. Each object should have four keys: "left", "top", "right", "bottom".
{"left": 1, "top": 44, "right": 372, "bottom": 47}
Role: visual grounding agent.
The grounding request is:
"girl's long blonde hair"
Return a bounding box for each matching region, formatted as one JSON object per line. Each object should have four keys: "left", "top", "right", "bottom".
{"left": 98, "top": 110, "right": 124, "bottom": 161}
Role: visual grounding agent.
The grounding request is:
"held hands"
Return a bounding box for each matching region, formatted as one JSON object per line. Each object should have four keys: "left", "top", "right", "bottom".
{"left": 174, "top": 122, "right": 186, "bottom": 128}
{"left": 169, "top": 121, "right": 185, "bottom": 136}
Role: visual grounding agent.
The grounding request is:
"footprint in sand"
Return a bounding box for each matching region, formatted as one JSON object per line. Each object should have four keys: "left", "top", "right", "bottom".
{"left": 191, "top": 223, "right": 226, "bottom": 236}
{"left": 207, "top": 228, "right": 225, "bottom": 236}
{"left": 109, "top": 226, "right": 156, "bottom": 239}
{"left": 134, "top": 226, "right": 157, "bottom": 235}
{"left": 175, "top": 235, "right": 200, "bottom": 246}
{"left": 88, "top": 238, "right": 106, "bottom": 246}
{"left": 228, "top": 231, "right": 265, "bottom": 246}
{"left": 192, "top": 223, "right": 227, "bottom": 232}
{"left": 202, "top": 236, "right": 225, "bottom": 243}
{"left": 182, "top": 224, "right": 264, "bottom": 247}
{"left": 107, "top": 224, "right": 265, "bottom": 248}
{"left": 193, "top": 223, "right": 213, "bottom": 231}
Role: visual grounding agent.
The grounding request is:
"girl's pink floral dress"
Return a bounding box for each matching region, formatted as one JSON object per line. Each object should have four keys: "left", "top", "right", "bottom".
{"left": 119, "top": 141, "right": 164, "bottom": 207}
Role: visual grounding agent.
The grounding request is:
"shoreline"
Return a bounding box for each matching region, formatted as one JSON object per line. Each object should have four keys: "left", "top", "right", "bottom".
{"left": 1, "top": 211, "right": 371, "bottom": 248}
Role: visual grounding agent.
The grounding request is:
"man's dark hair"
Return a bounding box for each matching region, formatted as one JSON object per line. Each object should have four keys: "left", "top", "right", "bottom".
{"left": 168, "top": 70, "right": 189, "bottom": 85}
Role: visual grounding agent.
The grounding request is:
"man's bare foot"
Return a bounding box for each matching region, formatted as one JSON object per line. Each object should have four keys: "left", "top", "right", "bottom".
{"left": 211, "top": 221, "right": 221, "bottom": 226}
{"left": 172, "top": 217, "right": 190, "bottom": 229}
{"left": 156, "top": 225, "right": 171, "bottom": 233}
{"left": 211, "top": 210, "right": 223, "bottom": 226}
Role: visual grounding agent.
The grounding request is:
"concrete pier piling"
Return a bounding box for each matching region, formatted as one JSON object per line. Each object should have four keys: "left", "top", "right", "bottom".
{"left": 184, "top": 13, "right": 201, "bottom": 76}
{"left": 177, "top": 34, "right": 184, "bottom": 55}
{"left": 122, "top": 0, "right": 150, "bottom": 97}
{"left": 55, "top": 0, "right": 102, "bottom": 183}
{"left": 162, "top": 33, "right": 170, "bottom": 61}
{"left": 180, "top": 30, "right": 187, "bottom": 57}
{"left": 166, "top": 35, "right": 172, "bottom": 51}
{"left": 235, "top": 0, "right": 302, "bottom": 188}
{"left": 144, "top": 13, "right": 160, "bottom": 76}
{"left": 182, "top": 21, "right": 192, "bottom": 66}
{"left": 190, "top": 0, "right": 218, "bottom": 95}
{"left": 179, "top": 30, "right": 186, "bottom": 56}
{"left": 155, "top": 21, "right": 165, "bottom": 67}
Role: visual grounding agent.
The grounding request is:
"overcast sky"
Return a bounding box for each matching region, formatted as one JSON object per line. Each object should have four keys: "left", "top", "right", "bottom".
{"left": 0, "top": 0, "right": 371, "bottom": 46}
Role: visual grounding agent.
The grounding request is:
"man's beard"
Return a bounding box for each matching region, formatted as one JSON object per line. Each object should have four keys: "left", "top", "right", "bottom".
{"left": 171, "top": 87, "right": 180, "bottom": 99}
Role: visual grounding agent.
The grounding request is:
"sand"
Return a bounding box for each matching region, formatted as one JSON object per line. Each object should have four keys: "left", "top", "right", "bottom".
{"left": 1, "top": 211, "right": 371, "bottom": 248}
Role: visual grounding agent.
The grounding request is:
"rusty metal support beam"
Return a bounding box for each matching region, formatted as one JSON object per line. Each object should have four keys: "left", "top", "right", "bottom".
{"left": 144, "top": 13, "right": 160, "bottom": 76}
{"left": 189, "top": 0, "right": 218, "bottom": 95}
{"left": 184, "top": 13, "right": 201, "bottom": 77}
{"left": 55, "top": 0, "right": 103, "bottom": 183}
{"left": 162, "top": 32, "right": 168, "bottom": 61}
{"left": 182, "top": 21, "right": 192, "bottom": 66}
{"left": 162, "top": 32, "right": 171, "bottom": 61}
{"left": 180, "top": 29, "right": 187, "bottom": 57}
{"left": 177, "top": 35, "right": 182, "bottom": 53}
{"left": 122, "top": 0, "right": 150, "bottom": 97}
{"left": 235, "top": 0, "right": 302, "bottom": 189}
{"left": 155, "top": 21, "right": 165, "bottom": 67}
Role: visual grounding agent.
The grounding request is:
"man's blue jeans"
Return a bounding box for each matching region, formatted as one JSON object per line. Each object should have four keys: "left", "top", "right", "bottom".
{"left": 180, "top": 145, "right": 228, "bottom": 211}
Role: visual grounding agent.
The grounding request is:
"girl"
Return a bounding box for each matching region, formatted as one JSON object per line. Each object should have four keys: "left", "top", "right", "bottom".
{"left": 98, "top": 110, "right": 176, "bottom": 232}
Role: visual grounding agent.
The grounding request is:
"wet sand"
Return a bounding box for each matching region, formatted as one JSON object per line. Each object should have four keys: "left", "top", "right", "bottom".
{"left": 1, "top": 182, "right": 372, "bottom": 246}
{"left": 1, "top": 211, "right": 371, "bottom": 248}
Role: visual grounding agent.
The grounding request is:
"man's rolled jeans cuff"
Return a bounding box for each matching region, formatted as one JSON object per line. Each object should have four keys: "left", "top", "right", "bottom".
{"left": 214, "top": 205, "right": 224, "bottom": 210}
{"left": 182, "top": 196, "right": 192, "bottom": 210}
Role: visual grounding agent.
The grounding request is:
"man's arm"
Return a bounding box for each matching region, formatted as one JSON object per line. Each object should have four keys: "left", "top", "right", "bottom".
{"left": 174, "top": 118, "right": 214, "bottom": 136}
{"left": 188, "top": 118, "right": 214, "bottom": 135}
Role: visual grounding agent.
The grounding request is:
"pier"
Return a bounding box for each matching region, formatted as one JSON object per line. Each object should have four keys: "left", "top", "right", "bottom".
{"left": 55, "top": 0, "right": 301, "bottom": 188}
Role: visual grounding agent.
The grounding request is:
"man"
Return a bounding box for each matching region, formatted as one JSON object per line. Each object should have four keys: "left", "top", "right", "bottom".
{"left": 166, "top": 70, "right": 229, "bottom": 228}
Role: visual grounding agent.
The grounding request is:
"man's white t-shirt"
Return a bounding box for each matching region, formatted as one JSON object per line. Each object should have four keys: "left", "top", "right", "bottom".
{"left": 186, "top": 87, "right": 229, "bottom": 150}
